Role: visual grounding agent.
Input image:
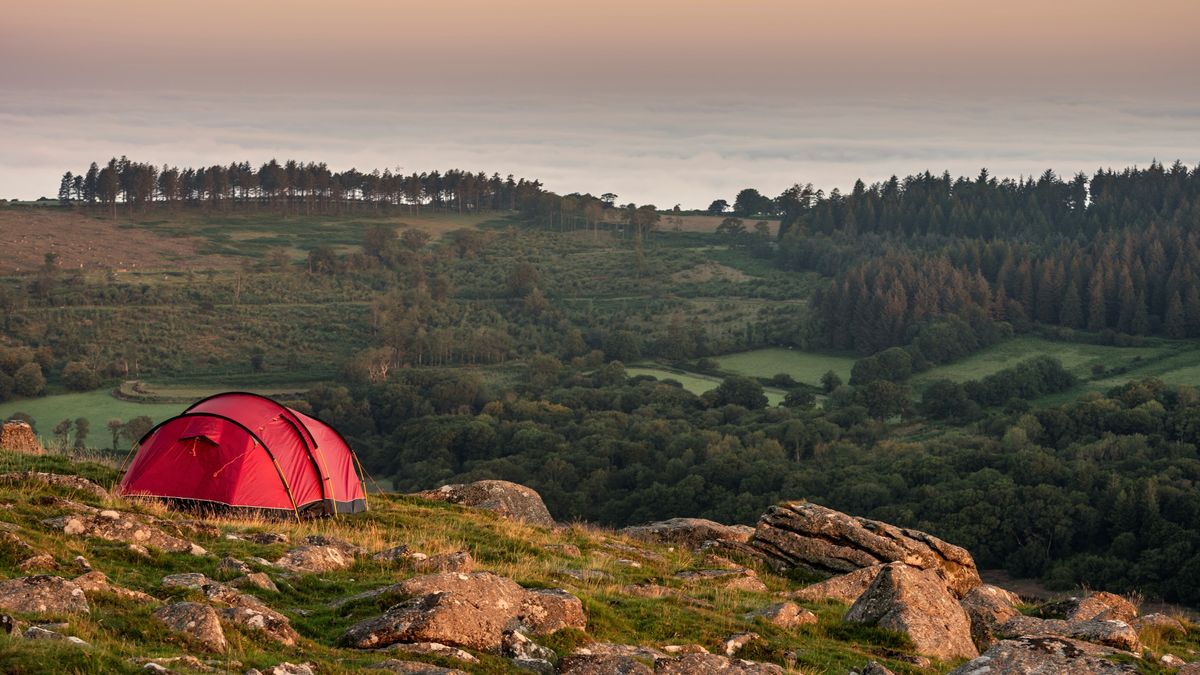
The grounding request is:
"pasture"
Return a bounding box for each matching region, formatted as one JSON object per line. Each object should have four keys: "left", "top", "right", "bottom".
{"left": 0, "top": 390, "right": 181, "bottom": 446}
{"left": 626, "top": 366, "right": 787, "bottom": 405}
{"left": 716, "top": 347, "right": 856, "bottom": 386}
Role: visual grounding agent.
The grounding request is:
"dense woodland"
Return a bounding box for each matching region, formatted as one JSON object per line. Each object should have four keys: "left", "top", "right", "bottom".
{"left": 9, "top": 157, "right": 1199, "bottom": 604}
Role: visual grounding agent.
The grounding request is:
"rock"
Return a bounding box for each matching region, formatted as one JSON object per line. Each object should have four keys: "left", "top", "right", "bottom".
{"left": 153, "top": 602, "right": 226, "bottom": 653}
{"left": 373, "top": 544, "right": 415, "bottom": 562}
{"left": 1132, "top": 612, "right": 1186, "bottom": 633}
{"left": 241, "top": 532, "right": 289, "bottom": 545}
{"left": 721, "top": 632, "right": 761, "bottom": 656}
{"left": 661, "top": 645, "right": 708, "bottom": 655}
{"left": 274, "top": 543, "right": 352, "bottom": 573}
{"left": 675, "top": 567, "right": 768, "bottom": 593}
{"left": 1179, "top": 664, "right": 1200, "bottom": 675}
{"left": 257, "top": 664, "right": 315, "bottom": 675}
{"left": 341, "top": 572, "right": 584, "bottom": 652}
{"left": 0, "top": 531, "right": 36, "bottom": 559}
{"left": 413, "top": 551, "right": 474, "bottom": 573}
{"left": 788, "top": 565, "right": 883, "bottom": 604}
{"left": 0, "top": 422, "right": 43, "bottom": 454}
{"left": 574, "top": 643, "right": 668, "bottom": 659}
{"left": 73, "top": 571, "right": 157, "bottom": 603}
{"left": 0, "top": 575, "right": 89, "bottom": 615}
{"left": 0, "top": 471, "right": 109, "bottom": 498}
{"left": 1054, "top": 592, "right": 1139, "bottom": 624}
{"left": 44, "top": 512, "right": 201, "bottom": 554}
{"left": 621, "top": 518, "right": 755, "bottom": 550}
{"left": 854, "top": 662, "right": 896, "bottom": 675}
{"left": 230, "top": 573, "right": 278, "bottom": 593}
{"left": 559, "top": 655, "right": 654, "bottom": 675}
{"left": 998, "top": 615, "right": 1140, "bottom": 652}
{"left": 960, "top": 584, "right": 1022, "bottom": 649}
{"left": 161, "top": 572, "right": 297, "bottom": 645}
{"left": 845, "top": 563, "right": 977, "bottom": 661}
{"left": 131, "top": 656, "right": 213, "bottom": 673}
{"left": 0, "top": 614, "right": 21, "bottom": 635}
{"left": 654, "top": 653, "right": 784, "bottom": 674}
{"left": 503, "top": 630, "right": 556, "bottom": 660}
{"left": 370, "top": 660, "right": 469, "bottom": 675}
{"left": 512, "top": 657, "right": 555, "bottom": 673}
{"left": 751, "top": 502, "right": 981, "bottom": 597}
{"left": 216, "top": 556, "right": 251, "bottom": 579}
{"left": 161, "top": 572, "right": 210, "bottom": 589}
{"left": 23, "top": 625, "right": 90, "bottom": 647}
{"left": 17, "top": 553, "right": 57, "bottom": 572}
{"left": 73, "top": 556, "right": 92, "bottom": 572}
{"left": 1162, "top": 654, "right": 1188, "bottom": 667}
{"left": 743, "top": 602, "right": 817, "bottom": 629}
{"left": 381, "top": 641, "right": 480, "bottom": 663}
{"left": 413, "top": 480, "right": 555, "bottom": 526}
{"left": 949, "top": 635, "right": 1137, "bottom": 674}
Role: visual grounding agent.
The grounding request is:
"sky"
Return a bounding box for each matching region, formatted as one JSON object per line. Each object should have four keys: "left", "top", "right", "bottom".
{"left": 2, "top": 0, "right": 1199, "bottom": 206}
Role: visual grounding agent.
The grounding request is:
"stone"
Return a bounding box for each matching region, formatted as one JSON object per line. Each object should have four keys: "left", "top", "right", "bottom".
{"left": 413, "top": 480, "right": 555, "bottom": 526}
{"left": 751, "top": 501, "right": 981, "bottom": 597}
{"left": 1131, "top": 612, "right": 1186, "bottom": 633}
{"left": 1179, "top": 664, "right": 1200, "bottom": 675}
{"left": 511, "top": 657, "right": 554, "bottom": 673}
{"left": 215, "top": 556, "right": 251, "bottom": 579}
{"left": 370, "top": 660, "right": 469, "bottom": 675}
{"left": 788, "top": 565, "right": 884, "bottom": 604}
{"left": 153, "top": 602, "right": 226, "bottom": 653}
{"left": 373, "top": 544, "right": 414, "bottom": 562}
{"left": 17, "top": 553, "right": 57, "bottom": 572}
{"left": 558, "top": 655, "right": 654, "bottom": 675}
{"left": 341, "top": 572, "right": 584, "bottom": 652}
{"left": 661, "top": 645, "right": 708, "bottom": 655}
{"left": 258, "top": 664, "right": 315, "bottom": 675}
{"left": 23, "top": 625, "right": 90, "bottom": 647}
{"left": 503, "top": 630, "right": 555, "bottom": 661}
{"left": 412, "top": 551, "right": 474, "bottom": 574}
{"left": 161, "top": 572, "right": 297, "bottom": 645}
{"left": 654, "top": 653, "right": 784, "bottom": 674}
{"left": 0, "top": 575, "right": 89, "bottom": 615}
{"left": 845, "top": 563, "right": 977, "bottom": 661}
{"left": 949, "top": 635, "right": 1138, "bottom": 674}
{"left": 998, "top": 615, "right": 1140, "bottom": 652}
{"left": 573, "top": 643, "right": 668, "bottom": 659}
{"left": 274, "top": 543, "right": 352, "bottom": 574}
{"left": 380, "top": 641, "right": 480, "bottom": 663}
{"left": 674, "top": 567, "right": 768, "bottom": 593}
{"left": 960, "top": 584, "right": 1022, "bottom": 649}
{"left": 0, "top": 471, "right": 108, "bottom": 498}
{"left": 73, "top": 571, "right": 157, "bottom": 603}
{"left": 721, "top": 632, "right": 761, "bottom": 656}
{"left": 1162, "top": 654, "right": 1187, "bottom": 667}
{"left": 0, "top": 422, "right": 43, "bottom": 454}
{"left": 230, "top": 572, "right": 278, "bottom": 593}
{"left": 73, "top": 556, "right": 92, "bottom": 572}
{"left": 621, "top": 518, "right": 755, "bottom": 550}
{"left": 44, "top": 511, "right": 201, "bottom": 554}
{"left": 743, "top": 602, "right": 817, "bottom": 629}
{"left": 242, "top": 532, "right": 289, "bottom": 545}
{"left": 161, "top": 572, "right": 210, "bottom": 590}
{"left": 131, "top": 656, "right": 213, "bottom": 673}
{"left": 855, "top": 662, "right": 896, "bottom": 675}
{"left": 620, "top": 584, "right": 712, "bottom": 608}
{"left": 1054, "top": 592, "right": 1139, "bottom": 624}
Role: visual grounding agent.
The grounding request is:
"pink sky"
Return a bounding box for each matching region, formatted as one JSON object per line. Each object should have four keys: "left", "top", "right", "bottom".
{"left": 2, "top": 1, "right": 1198, "bottom": 204}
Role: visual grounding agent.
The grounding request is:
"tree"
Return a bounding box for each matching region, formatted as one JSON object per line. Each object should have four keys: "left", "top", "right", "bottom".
{"left": 715, "top": 217, "right": 746, "bottom": 239}
{"left": 783, "top": 389, "right": 816, "bottom": 410}
{"left": 362, "top": 224, "right": 397, "bottom": 260}
{"left": 400, "top": 228, "right": 431, "bottom": 251}
{"left": 107, "top": 419, "right": 124, "bottom": 451}
{"left": 73, "top": 417, "right": 90, "bottom": 450}
{"left": 712, "top": 376, "right": 768, "bottom": 409}
{"left": 820, "top": 370, "right": 843, "bottom": 393}
{"left": 12, "top": 362, "right": 45, "bottom": 397}
{"left": 58, "top": 172, "right": 74, "bottom": 205}
{"left": 507, "top": 262, "right": 540, "bottom": 297}
{"left": 733, "top": 188, "right": 772, "bottom": 216}
{"left": 52, "top": 419, "right": 72, "bottom": 451}
{"left": 858, "top": 380, "right": 912, "bottom": 419}
{"left": 121, "top": 416, "right": 154, "bottom": 446}
{"left": 706, "top": 199, "right": 729, "bottom": 214}
{"left": 62, "top": 361, "right": 101, "bottom": 392}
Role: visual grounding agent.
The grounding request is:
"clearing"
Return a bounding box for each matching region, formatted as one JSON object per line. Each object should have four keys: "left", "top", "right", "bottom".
{"left": 716, "top": 348, "right": 857, "bottom": 387}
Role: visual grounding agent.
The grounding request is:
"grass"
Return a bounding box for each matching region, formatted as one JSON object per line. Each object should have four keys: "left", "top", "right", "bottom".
{"left": 626, "top": 366, "right": 787, "bottom": 406}
{"left": 716, "top": 348, "right": 857, "bottom": 387}
{"left": 0, "top": 450, "right": 953, "bottom": 674}
{"left": 0, "top": 391, "right": 182, "bottom": 443}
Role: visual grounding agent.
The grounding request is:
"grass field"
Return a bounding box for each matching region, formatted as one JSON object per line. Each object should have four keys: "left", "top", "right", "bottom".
{"left": 0, "top": 391, "right": 182, "bottom": 446}
{"left": 715, "top": 347, "right": 857, "bottom": 386}
{"left": 627, "top": 366, "right": 787, "bottom": 405}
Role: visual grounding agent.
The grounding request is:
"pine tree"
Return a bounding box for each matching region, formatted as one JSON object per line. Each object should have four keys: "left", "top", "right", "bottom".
{"left": 1060, "top": 280, "right": 1083, "bottom": 328}
{"left": 1165, "top": 291, "right": 1186, "bottom": 338}
{"left": 1087, "top": 272, "right": 1108, "bottom": 331}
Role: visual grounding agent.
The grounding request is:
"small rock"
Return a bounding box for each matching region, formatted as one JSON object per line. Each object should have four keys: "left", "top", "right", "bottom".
{"left": 230, "top": 573, "right": 278, "bottom": 593}
{"left": 153, "top": 602, "right": 226, "bottom": 653}
{"left": 380, "top": 641, "right": 480, "bottom": 663}
{"left": 216, "top": 556, "right": 252, "bottom": 579}
{"left": 998, "top": 615, "right": 1141, "bottom": 652}
{"left": 721, "top": 632, "right": 761, "bottom": 657}
{"left": 0, "top": 575, "right": 90, "bottom": 615}
{"left": 1061, "top": 592, "right": 1138, "bottom": 624}
{"left": 661, "top": 645, "right": 708, "bottom": 655}
{"left": 574, "top": 643, "right": 667, "bottom": 659}
{"left": 503, "top": 630, "right": 556, "bottom": 660}
{"left": 558, "top": 569, "right": 613, "bottom": 582}
{"left": 1132, "top": 613, "right": 1186, "bottom": 633}
{"left": 621, "top": 518, "right": 755, "bottom": 550}
{"left": 855, "top": 662, "right": 896, "bottom": 675}
{"left": 0, "top": 471, "right": 106, "bottom": 498}
{"left": 258, "top": 664, "right": 315, "bottom": 675}
{"left": 17, "top": 554, "right": 57, "bottom": 572}
{"left": 370, "top": 660, "right": 468, "bottom": 674}
{"left": 788, "top": 565, "right": 883, "bottom": 604}
{"left": 413, "top": 551, "right": 474, "bottom": 573}
{"left": 656, "top": 653, "right": 783, "bottom": 674}
{"left": 512, "top": 657, "right": 554, "bottom": 674}
{"left": 1162, "top": 654, "right": 1187, "bottom": 667}
{"left": 373, "top": 544, "right": 413, "bottom": 562}
{"left": 743, "top": 602, "right": 817, "bottom": 629}
{"left": 73, "top": 571, "right": 157, "bottom": 602}
{"left": 274, "top": 544, "right": 351, "bottom": 574}
{"left": 674, "top": 567, "right": 768, "bottom": 593}
{"left": 960, "top": 584, "right": 1022, "bottom": 649}
{"left": 23, "top": 625, "right": 90, "bottom": 647}
{"left": 73, "top": 556, "right": 92, "bottom": 572}
{"left": 558, "top": 654, "right": 654, "bottom": 675}
{"left": 413, "top": 480, "right": 556, "bottom": 526}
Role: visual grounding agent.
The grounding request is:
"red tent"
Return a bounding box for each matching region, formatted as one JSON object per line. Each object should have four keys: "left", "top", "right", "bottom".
{"left": 119, "top": 392, "right": 367, "bottom": 519}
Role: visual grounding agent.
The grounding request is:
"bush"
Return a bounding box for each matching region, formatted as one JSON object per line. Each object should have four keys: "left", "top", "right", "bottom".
{"left": 62, "top": 361, "right": 101, "bottom": 392}
{"left": 12, "top": 362, "right": 45, "bottom": 397}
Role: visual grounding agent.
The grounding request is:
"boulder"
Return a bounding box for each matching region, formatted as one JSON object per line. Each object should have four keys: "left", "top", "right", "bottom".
{"left": 1131, "top": 613, "right": 1186, "bottom": 634}
{"left": 949, "top": 635, "right": 1137, "bottom": 674}
{"left": 674, "top": 567, "right": 768, "bottom": 593}
{"left": 960, "top": 584, "right": 1022, "bottom": 649}
{"left": 721, "top": 632, "right": 761, "bottom": 656}
{"left": 254, "top": 664, "right": 315, "bottom": 675}
{"left": 230, "top": 572, "right": 278, "bottom": 593}
{"left": 374, "top": 544, "right": 415, "bottom": 563}
{"left": 0, "top": 575, "right": 89, "bottom": 615}
{"left": 0, "top": 422, "right": 43, "bottom": 454}
{"left": 997, "top": 615, "right": 1140, "bottom": 652}
{"left": 751, "top": 502, "right": 980, "bottom": 597}
{"left": 1051, "top": 592, "right": 1139, "bottom": 624}
{"left": 654, "top": 653, "right": 784, "bottom": 674}
{"left": 788, "top": 565, "right": 884, "bottom": 604}
{"left": 743, "top": 602, "right": 817, "bottom": 629}
{"left": 573, "top": 643, "right": 668, "bottom": 660}
{"left": 23, "top": 625, "right": 90, "bottom": 647}
{"left": 413, "top": 480, "right": 555, "bottom": 526}
{"left": 412, "top": 551, "right": 474, "bottom": 574}
{"left": 160, "top": 572, "right": 298, "bottom": 645}
{"left": 621, "top": 518, "right": 755, "bottom": 550}
{"left": 17, "top": 553, "right": 57, "bottom": 572}
{"left": 845, "top": 563, "right": 977, "bottom": 661}
{"left": 0, "top": 471, "right": 107, "bottom": 498}
{"left": 45, "top": 512, "right": 204, "bottom": 554}
{"left": 153, "top": 602, "right": 226, "bottom": 653}
{"left": 274, "top": 543, "right": 352, "bottom": 573}
{"left": 370, "top": 660, "right": 469, "bottom": 675}
{"left": 72, "top": 571, "right": 157, "bottom": 603}
{"left": 559, "top": 655, "right": 654, "bottom": 675}
{"left": 341, "top": 572, "right": 584, "bottom": 652}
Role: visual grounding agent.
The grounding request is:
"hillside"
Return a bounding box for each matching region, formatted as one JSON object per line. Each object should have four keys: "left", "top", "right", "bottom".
{"left": 0, "top": 449, "right": 1195, "bottom": 675}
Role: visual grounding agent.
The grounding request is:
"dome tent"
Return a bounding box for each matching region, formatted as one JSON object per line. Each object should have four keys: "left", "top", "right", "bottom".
{"left": 119, "top": 392, "right": 367, "bottom": 520}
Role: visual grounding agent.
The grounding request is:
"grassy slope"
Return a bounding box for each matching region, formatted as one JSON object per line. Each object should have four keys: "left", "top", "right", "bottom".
{"left": 0, "top": 451, "right": 956, "bottom": 675}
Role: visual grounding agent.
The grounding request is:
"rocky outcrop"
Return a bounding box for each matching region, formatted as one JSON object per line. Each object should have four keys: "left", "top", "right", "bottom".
{"left": 413, "top": 480, "right": 555, "bottom": 526}
{"left": 743, "top": 602, "right": 817, "bottom": 629}
{"left": 674, "top": 566, "right": 768, "bottom": 593}
{"left": 787, "top": 565, "right": 884, "bottom": 604}
{"left": 621, "top": 518, "right": 754, "bottom": 550}
{"left": 845, "top": 563, "right": 978, "bottom": 661}
{"left": 0, "top": 575, "right": 89, "bottom": 615}
{"left": 750, "top": 502, "right": 981, "bottom": 597}
{"left": 997, "top": 615, "right": 1140, "bottom": 652}
{"left": 44, "top": 510, "right": 206, "bottom": 555}
{"left": 154, "top": 602, "right": 226, "bottom": 653}
{"left": 340, "top": 571, "right": 585, "bottom": 652}
{"left": 0, "top": 422, "right": 43, "bottom": 454}
{"left": 1132, "top": 613, "right": 1186, "bottom": 633}
{"left": 160, "top": 572, "right": 298, "bottom": 646}
{"left": 0, "top": 471, "right": 106, "bottom": 498}
{"left": 1051, "top": 592, "right": 1138, "bottom": 624}
{"left": 949, "top": 635, "right": 1138, "bottom": 674}
{"left": 959, "top": 584, "right": 1022, "bottom": 649}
